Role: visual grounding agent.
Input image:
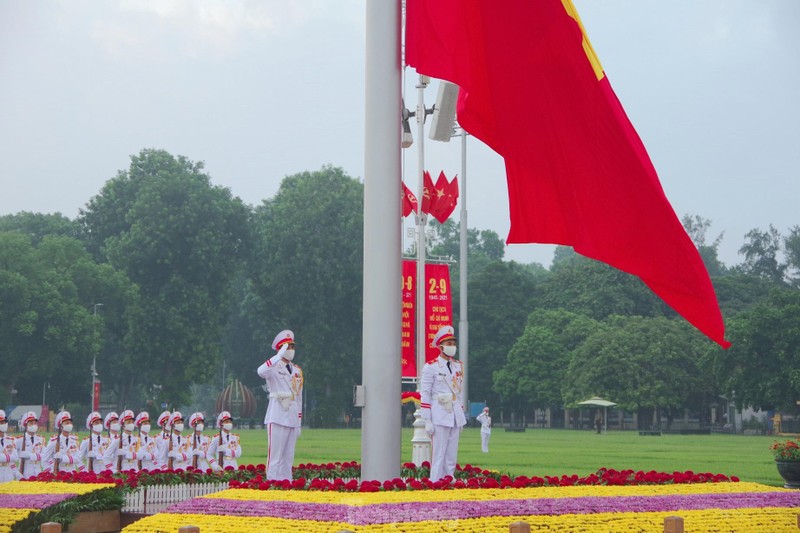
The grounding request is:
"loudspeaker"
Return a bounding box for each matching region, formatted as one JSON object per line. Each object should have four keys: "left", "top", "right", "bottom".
{"left": 429, "top": 81, "right": 458, "bottom": 142}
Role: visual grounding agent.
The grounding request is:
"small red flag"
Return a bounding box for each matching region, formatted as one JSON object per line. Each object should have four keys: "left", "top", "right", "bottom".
{"left": 429, "top": 171, "right": 459, "bottom": 223}
{"left": 406, "top": 0, "right": 729, "bottom": 347}
{"left": 402, "top": 182, "right": 418, "bottom": 217}
{"left": 420, "top": 171, "right": 435, "bottom": 216}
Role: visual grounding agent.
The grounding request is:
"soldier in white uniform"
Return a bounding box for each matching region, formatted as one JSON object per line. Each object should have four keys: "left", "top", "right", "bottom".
{"left": 80, "top": 412, "right": 114, "bottom": 473}
{"left": 476, "top": 406, "right": 492, "bottom": 453}
{"left": 208, "top": 411, "right": 242, "bottom": 471}
{"left": 0, "top": 410, "right": 20, "bottom": 482}
{"left": 16, "top": 411, "right": 45, "bottom": 478}
{"left": 165, "top": 411, "right": 192, "bottom": 470}
{"left": 421, "top": 325, "right": 466, "bottom": 481}
{"left": 43, "top": 411, "right": 84, "bottom": 473}
{"left": 135, "top": 412, "right": 160, "bottom": 471}
{"left": 257, "top": 329, "right": 304, "bottom": 480}
{"left": 188, "top": 412, "right": 213, "bottom": 471}
{"left": 154, "top": 411, "right": 172, "bottom": 469}
{"left": 116, "top": 410, "right": 141, "bottom": 472}
{"left": 104, "top": 412, "right": 121, "bottom": 472}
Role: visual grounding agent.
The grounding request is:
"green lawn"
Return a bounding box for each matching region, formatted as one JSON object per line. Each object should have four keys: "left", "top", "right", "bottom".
{"left": 236, "top": 427, "right": 783, "bottom": 486}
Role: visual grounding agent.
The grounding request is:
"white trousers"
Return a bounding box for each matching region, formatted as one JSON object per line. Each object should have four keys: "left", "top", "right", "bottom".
{"left": 430, "top": 424, "right": 461, "bottom": 481}
{"left": 481, "top": 431, "right": 490, "bottom": 453}
{"left": 267, "top": 423, "right": 299, "bottom": 481}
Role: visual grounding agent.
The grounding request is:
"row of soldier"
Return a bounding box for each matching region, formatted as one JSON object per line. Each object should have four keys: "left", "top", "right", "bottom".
{"left": 0, "top": 407, "right": 242, "bottom": 482}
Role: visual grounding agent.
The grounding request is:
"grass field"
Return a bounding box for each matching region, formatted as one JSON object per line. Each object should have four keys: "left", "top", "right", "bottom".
{"left": 232, "top": 427, "right": 784, "bottom": 486}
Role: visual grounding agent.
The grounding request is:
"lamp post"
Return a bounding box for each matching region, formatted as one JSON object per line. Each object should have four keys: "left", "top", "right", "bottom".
{"left": 42, "top": 381, "right": 50, "bottom": 407}
{"left": 91, "top": 303, "right": 103, "bottom": 411}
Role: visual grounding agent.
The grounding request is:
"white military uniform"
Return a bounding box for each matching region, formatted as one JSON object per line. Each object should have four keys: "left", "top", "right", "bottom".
{"left": 153, "top": 411, "right": 172, "bottom": 470}
{"left": 135, "top": 412, "right": 160, "bottom": 471}
{"left": 476, "top": 409, "right": 492, "bottom": 453}
{"left": 80, "top": 412, "right": 114, "bottom": 473}
{"left": 116, "top": 410, "right": 142, "bottom": 472}
{"left": 0, "top": 410, "right": 20, "bottom": 482}
{"left": 257, "top": 329, "right": 304, "bottom": 481}
{"left": 208, "top": 411, "right": 242, "bottom": 471}
{"left": 16, "top": 412, "right": 46, "bottom": 479}
{"left": 103, "top": 412, "right": 122, "bottom": 473}
{"left": 43, "top": 411, "right": 85, "bottom": 473}
{"left": 165, "top": 412, "right": 192, "bottom": 470}
{"left": 420, "top": 326, "right": 466, "bottom": 482}
{"left": 187, "top": 413, "right": 214, "bottom": 471}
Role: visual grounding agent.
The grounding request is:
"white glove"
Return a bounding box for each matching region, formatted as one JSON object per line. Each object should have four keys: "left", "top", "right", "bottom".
{"left": 18, "top": 450, "right": 30, "bottom": 459}
{"left": 124, "top": 451, "right": 133, "bottom": 460}
{"left": 276, "top": 343, "right": 288, "bottom": 359}
{"left": 168, "top": 450, "right": 181, "bottom": 459}
{"left": 297, "top": 427, "right": 301, "bottom": 437}
{"left": 192, "top": 448, "right": 204, "bottom": 457}
{"left": 425, "top": 420, "right": 435, "bottom": 436}
{"left": 223, "top": 449, "right": 233, "bottom": 457}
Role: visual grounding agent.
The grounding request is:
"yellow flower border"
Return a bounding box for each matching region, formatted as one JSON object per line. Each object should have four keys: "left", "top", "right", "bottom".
{"left": 204, "top": 481, "right": 779, "bottom": 505}
{"left": 0, "top": 481, "right": 116, "bottom": 495}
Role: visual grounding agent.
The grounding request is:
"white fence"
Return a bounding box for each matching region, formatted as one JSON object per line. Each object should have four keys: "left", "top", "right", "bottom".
{"left": 122, "top": 482, "right": 229, "bottom": 514}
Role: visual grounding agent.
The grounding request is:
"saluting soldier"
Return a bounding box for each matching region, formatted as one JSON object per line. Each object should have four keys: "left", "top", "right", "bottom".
{"left": 43, "top": 411, "right": 84, "bottom": 473}
{"left": 16, "top": 411, "right": 46, "bottom": 478}
{"left": 0, "top": 410, "right": 20, "bottom": 482}
{"left": 208, "top": 411, "right": 242, "bottom": 471}
{"left": 257, "top": 329, "right": 304, "bottom": 481}
{"left": 79, "top": 412, "right": 113, "bottom": 473}
{"left": 135, "top": 412, "right": 160, "bottom": 471}
{"left": 165, "top": 411, "right": 192, "bottom": 470}
{"left": 476, "top": 406, "right": 492, "bottom": 453}
{"left": 421, "top": 325, "right": 466, "bottom": 482}
{"left": 116, "top": 410, "right": 141, "bottom": 471}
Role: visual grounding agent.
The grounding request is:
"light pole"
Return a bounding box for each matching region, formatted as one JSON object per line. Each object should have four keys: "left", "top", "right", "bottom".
{"left": 42, "top": 381, "right": 50, "bottom": 407}
{"left": 91, "top": 303, "right": 103, "bottom": 411}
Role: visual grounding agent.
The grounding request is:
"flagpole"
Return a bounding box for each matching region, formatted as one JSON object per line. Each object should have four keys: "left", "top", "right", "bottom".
{"left": 458, "top": 128, "right": 469, "bottom": 408}
{"left": 361, "top": 0, "right": 402, "bottom": 482}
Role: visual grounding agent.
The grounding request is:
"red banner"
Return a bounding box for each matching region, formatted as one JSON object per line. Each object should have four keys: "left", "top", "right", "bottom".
{"left": 401, "top": 260, "right": 453, "bottom": 378}
{"left": 93, "top": 381, "right": 101, "bottom": 411}
{"left": 401, "top": 260, "right": 416, "bottom": 378}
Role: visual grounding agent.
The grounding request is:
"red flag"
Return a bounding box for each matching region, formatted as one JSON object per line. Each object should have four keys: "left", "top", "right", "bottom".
{"left": 402, "top": 181, "right": 418, "bottom": 217}
{"left": 429, "top": 171, "right": 459, "bottom": 223}
{"left": 420, "top": 171, "right": 435, "bottom": 216}
{"left": 406, "top": 0, "right": 729, "bottom": 347}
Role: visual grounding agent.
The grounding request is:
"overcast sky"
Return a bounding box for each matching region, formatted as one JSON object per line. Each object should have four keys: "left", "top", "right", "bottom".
{"left": 1, "top": 1, "right": 798, "bottom": 268}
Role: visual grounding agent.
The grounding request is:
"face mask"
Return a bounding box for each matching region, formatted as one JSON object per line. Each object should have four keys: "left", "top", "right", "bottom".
{"left": 124, "top": 423, "right": 135, "bottom": 432}
{"left": 61, "top": 423, "right": 74, "bottom": 433}
{"left": 27, "top": 425, "right": 38, "bottom": 434}
{"left": 173, "top": 423, "right": 184, "bottom": 432}
{"left": 110, "top": 422, "right": 121, "bottom": 432}
{"left": 443, "top": 345, "right": 457, "bottom": 357}
{"left": 195, "top": 423, "right": 204, "bottom": 432}
{"left": 0, "top": 423, "right": 7, "bottom": 432}
{"left": 222, "top": 422, "right": 233, "bottom": 431}
{"left": 283, "top": 349, "right": 295, "bottom": 361}
{"left": 92, "top": 423, "right": 104, "bottom": 433}
{"left": 140, "top": 424, "right": 151, "bottom": 434}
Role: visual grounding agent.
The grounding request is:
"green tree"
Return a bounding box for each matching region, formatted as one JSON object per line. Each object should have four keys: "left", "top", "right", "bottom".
{"left": 493, "top": 309, "right": 601, "bottom": 409}
{"left": 711, "top": 288, "right": 800, "bottom": 411}
{"left": 0, "top": 232, "right": 136, "bottom": 407}
{"left": 784, "top": 225, "right": 800, "bottom": 287}
{"left": 681, "top": 214, "right": 726, "bottom": 276}
{"left": 0, "top": 212, "right": 81, "bottom": 244}
{"left": 78, "top": 149, "right": 251, "bottom": 405}
{"left": 541, "top": 253, "right": 669, "bottom": 319}
{"left": 249, "top": 166, "right": 363, "bottom": 426}
{"left": 738, "top": 225, "right": 786, "bottom": 283}
{"left": 564, "top": 316, "right": 709, "bottom": 426}
{"left": 466, "top": 261, "right": 539, "bottom": 407}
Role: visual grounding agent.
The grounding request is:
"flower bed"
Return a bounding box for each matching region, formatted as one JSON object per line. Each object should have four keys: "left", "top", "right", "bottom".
{"left": 0, "top": 481, "right": 117, "bottom": 533}
{"left": 121, "top": 482, "right": 800, "bottom": 532}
